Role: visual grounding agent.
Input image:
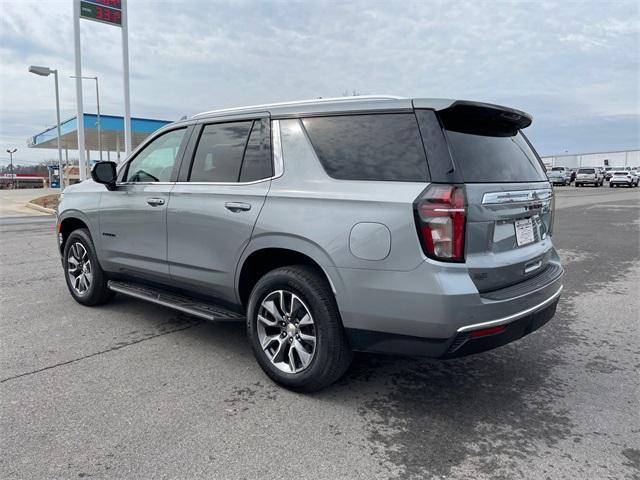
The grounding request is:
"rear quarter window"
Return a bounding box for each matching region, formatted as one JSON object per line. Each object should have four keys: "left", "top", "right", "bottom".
{"left": 301, "top": 114, "right": 430, "bottom": 182}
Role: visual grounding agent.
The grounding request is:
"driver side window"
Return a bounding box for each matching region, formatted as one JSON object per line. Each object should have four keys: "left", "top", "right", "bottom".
{"left": 124, "top": 128, "right": 186, "bottom": 183}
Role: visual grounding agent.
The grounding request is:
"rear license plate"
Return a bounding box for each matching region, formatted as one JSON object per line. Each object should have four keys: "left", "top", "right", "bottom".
{"left": 515, "top": 218, "right": 535, "bottom": 246}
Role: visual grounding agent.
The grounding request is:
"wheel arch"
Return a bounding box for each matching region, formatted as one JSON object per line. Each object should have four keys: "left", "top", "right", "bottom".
{"left": 236, "top": 236, "right": 340, "bottom": 309}
{"left": 58, "top": 212, "right": 92, "bottom": 253}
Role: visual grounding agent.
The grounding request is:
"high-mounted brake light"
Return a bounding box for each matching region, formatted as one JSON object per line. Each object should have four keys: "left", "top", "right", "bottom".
{"left": 414, "top": 184, "right": 466, "bottom": 262}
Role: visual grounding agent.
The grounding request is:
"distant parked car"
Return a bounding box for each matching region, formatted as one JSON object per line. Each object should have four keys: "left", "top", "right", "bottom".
{"left": 603, "top": 167, "right": 614, "bottom": 181}
{"left": 609, "top": 171, "right": 638, "bottom": 188}
{"left": 575, "top": 167, "right": 603, "bottom": 187}
{"left": 605, "top": 167, "right": 627, "bottom": 181}
{"left": 547, "top": 166, "right": 572, "bottom": 186}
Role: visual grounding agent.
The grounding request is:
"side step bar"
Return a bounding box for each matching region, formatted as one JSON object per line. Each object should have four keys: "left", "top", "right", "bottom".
{"left": 107, "top": 280, "right": 245, "bottom": 322}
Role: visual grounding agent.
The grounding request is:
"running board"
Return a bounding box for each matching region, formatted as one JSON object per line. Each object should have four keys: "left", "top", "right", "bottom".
{"left": 107, "top": 280, "right": 245, "bottom": 322}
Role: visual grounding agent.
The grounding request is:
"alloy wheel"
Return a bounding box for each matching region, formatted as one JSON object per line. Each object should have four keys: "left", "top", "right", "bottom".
{"left": 67, "top": 242, "right": 92, "bottom": 295}
{"left": 256, "top": 290, "right": 317, "bottom": 374}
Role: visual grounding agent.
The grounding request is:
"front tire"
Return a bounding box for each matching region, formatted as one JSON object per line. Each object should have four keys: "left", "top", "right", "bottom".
{"left": 247, "top": 265, "right": 352, "bottom": 392}
{"left": 63, "top": 228, "right": 113, "bottom": 306}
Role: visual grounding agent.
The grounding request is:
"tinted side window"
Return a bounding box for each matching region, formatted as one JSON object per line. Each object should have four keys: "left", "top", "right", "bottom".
{"left": 189, "top": 122, "right": 252, "bottom": 182}
{"left": 239, "top": 119, "right": 272, "bottom": 182}
{"left": 302, "top": 114, "right": 429, "bottom": 182}
{"left": 125, "top": 128, "right": 186, "bottom": 182}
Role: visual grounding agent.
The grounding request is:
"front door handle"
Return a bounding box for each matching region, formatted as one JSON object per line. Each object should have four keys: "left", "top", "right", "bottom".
{"left": 225, "top": 202, "right": 251, "bottom": 212}
{"left": 146, "top": 197, "right": 165, "bottom": 207}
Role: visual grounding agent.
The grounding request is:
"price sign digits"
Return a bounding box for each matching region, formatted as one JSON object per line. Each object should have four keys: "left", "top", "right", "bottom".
{"left": 79, "top": 0, "right": 122, "bottom": 27}
{"left": 96, "top": 6, "right": 121, "bottom": 24}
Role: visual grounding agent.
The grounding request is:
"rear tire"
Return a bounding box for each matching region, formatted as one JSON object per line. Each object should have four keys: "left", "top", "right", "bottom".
{"left": 63, "top": 228, "right": 113, "bottom": 306}
{"left": 247, "top": 265, "right": 352, "bottom": 392}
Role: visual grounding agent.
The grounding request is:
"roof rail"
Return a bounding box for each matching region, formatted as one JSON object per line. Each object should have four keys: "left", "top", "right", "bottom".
{"left": 192, "top": 95, "right": 404, "bottom": 118}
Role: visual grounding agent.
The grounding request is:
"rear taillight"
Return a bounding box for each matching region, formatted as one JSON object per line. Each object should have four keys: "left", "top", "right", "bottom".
{"left": 414, "top": 184, "right": 466, "bottom": 262}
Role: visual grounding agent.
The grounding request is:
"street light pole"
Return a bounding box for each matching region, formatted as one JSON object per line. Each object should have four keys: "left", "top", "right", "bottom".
{"left": 71, "top": 75, "right": 102, "bottom": 162}
{"left": 53, "top": 70, "right": 64, "bottom": 188}
{"left": 28, "top": 65, "right": 63, "bottom": 189}
{"left": 6, "top": 148, "right": 17, "bottom": 189}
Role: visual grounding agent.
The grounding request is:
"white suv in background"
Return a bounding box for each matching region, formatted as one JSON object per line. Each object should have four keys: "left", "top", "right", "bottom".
{"left": 609, "top": 170, "right": 639, "bottom": 188}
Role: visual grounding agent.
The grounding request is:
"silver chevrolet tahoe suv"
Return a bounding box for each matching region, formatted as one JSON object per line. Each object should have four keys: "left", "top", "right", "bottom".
{"left": 57, "top": 96, "right": 564, "bottom": 391}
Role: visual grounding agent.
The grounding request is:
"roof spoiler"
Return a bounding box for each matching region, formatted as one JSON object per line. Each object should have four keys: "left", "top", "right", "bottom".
{"left": 437, "top": 100, "right": 532, "bottom": 132}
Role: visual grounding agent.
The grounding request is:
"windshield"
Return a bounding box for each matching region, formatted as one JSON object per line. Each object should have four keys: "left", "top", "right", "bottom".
{"left": 551, "top": 167, "right": 564, "bottom": 171}
{"left": 613, "top": 172, "right": 628, "bottom": 175}
{"left": 578, "top": 168, "right": 595, "bottom": 174}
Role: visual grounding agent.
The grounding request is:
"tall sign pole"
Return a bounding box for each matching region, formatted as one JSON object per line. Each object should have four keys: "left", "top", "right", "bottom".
{"left": 73, "top": 0, "right": 87, "bottom": 181}
{"left": 121, "top": 0, "right": 132, "bottom": 155}
{"left": 76, "top": 0, "right": 129, "bottom": 165}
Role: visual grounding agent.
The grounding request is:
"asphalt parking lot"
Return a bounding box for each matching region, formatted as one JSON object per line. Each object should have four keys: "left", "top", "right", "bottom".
{"left": 1, "top": 186, "right": 639, "bottom": 480}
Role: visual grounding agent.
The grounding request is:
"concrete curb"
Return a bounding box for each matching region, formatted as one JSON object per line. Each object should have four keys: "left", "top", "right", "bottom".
{"left": 25, "top": 202, "right": 56, "bottom": 215}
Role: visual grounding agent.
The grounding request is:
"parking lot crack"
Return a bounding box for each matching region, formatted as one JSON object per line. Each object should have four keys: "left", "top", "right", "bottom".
{"left": 0, "top": 320, "right": 201, "bottom": 384}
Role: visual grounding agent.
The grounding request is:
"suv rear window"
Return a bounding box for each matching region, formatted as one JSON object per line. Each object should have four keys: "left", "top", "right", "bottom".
{"left": 444, "top": 130, "right": 546, "bottom": 183}
{"left": 551, "top": 167, "right": 565, "bottom": 171}
{"left": 302, "top": 114, "right": 429, "bottom": 182}
{"left": 578, "top": 168, "right": 595, "bottom": 174}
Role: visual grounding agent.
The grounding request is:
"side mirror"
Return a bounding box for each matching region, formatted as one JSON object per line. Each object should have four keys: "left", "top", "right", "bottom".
{"left": 91, "top": 161, "right": 117, "bottom": 190}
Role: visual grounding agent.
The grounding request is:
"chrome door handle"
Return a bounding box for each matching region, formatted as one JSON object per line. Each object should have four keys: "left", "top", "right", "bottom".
{"left": 225, "top": 202, "right": 251, "bottom": 212}
{"left": 146, "top": 197, "right": 165, "bottom": 207}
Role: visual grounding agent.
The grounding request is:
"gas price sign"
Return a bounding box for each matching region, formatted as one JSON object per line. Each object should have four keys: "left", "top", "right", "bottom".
{"left": 79, "top": 0, "right": 122, "bottom": 27}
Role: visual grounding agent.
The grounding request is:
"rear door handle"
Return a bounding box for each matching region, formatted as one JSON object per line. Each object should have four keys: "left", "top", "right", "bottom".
{"left": 225, "top": 202, "right": 251, "bottom": 212}
{"left": 146, "top": 197, "right": 165, "bottom": 207}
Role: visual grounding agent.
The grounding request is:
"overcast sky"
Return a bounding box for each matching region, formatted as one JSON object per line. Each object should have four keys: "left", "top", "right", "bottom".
{"left": 1, "top": 0, "right": 638, "bottom": 165}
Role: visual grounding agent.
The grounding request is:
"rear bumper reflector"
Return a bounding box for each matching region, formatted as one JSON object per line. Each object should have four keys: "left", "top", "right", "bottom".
{"left": 469, "top": 325, "right": 507, "bottom": 338}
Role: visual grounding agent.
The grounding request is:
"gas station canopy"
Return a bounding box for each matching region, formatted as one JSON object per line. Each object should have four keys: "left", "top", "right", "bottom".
{"left": 28, "top": 113, "right": 172, "bottom": 153}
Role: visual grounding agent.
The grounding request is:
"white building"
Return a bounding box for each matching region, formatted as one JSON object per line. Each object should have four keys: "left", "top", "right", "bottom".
{"left": 541, "top": 149, "right": 640, "bottom": 169}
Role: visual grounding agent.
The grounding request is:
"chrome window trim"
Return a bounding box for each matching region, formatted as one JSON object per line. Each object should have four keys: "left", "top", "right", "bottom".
{"left": 117, "top": 181, "right": 175, "bottom": 186}
{"left": 271, "top": 119, "right": 284, "bottom": 178}
{"left": 457, "top": 284, "right": 563, "bottom": 333}
{"left": 117, "top": 120, "right": 283, "bottom": 187}
{"left": 174, "top": 178, "right": 272, "bottom": 186}
{"left": 482, "top": 187, "right": 553, "bottom": 205}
